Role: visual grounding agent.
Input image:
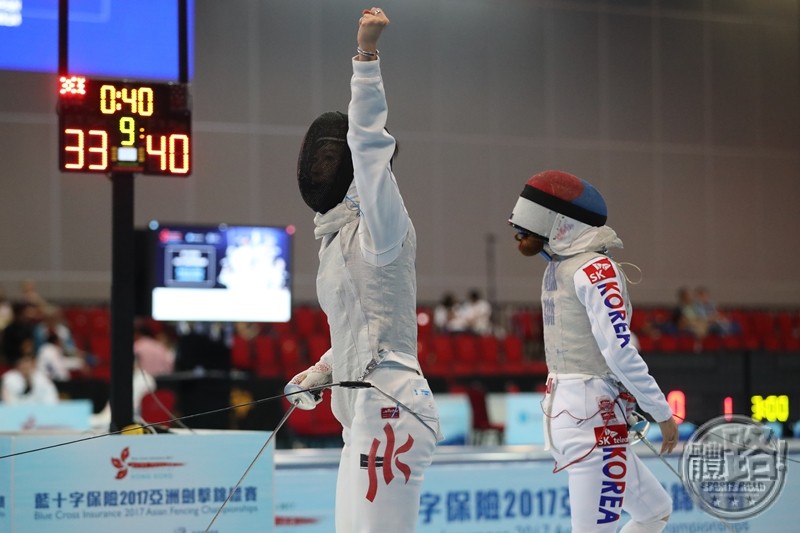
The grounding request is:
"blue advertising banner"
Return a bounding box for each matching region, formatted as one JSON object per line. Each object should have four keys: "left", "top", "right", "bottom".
{"left": 0, "top": 437, "right": 10, "bottom": 531}
{"left": 0, "top": 400, "right": 92, "bottom": 431}
{"left": 275, "top": 446, "right": 799, "bottom": 533}
{"left": 2, "top": 431, "right": 273, "bottom": 532}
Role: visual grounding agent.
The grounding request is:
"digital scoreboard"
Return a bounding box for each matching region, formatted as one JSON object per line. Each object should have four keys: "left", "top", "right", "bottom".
{"left": 57, "top": 76, "right": 191, "bottom": 176}
{"left": 645, "top": 351, "right": 800, "bottom": 431}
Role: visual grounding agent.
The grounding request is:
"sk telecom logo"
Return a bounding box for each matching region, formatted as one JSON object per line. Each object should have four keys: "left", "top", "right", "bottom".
{"left": 111, "top": 447, "right": 185, "bottom": 480}
{"left": 583, "top": 258, "right": 616, "bottom": 285}
{"left": 360, "top": 424, "right": 414, "bottom": 502}
{"left": 594, "top": 424, "right": 629, "bottom": 447}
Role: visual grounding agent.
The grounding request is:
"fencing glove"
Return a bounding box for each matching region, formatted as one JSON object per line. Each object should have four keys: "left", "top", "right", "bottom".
{"left": 284, "top": 360, "right": 332, "bottom": 410}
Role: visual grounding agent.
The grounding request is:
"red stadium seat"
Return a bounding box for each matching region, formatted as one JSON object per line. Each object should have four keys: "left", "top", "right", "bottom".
{"left": 417, "top": 307, "right": 434, "bottom": 342}
{"left": 425, "top": 335, "right": 455, "bottom": 378}
{"left": 284, "top": 390, "right": 342, "bottom": 446}
{"left": 306, "top": 334, "right": 331, "bottom": 360}
{"left": 293, "top": 306, "right": 318, "bottom": 337}
{"left": 315, "top": 308, "right": 330, "bottom": 336}
{"left": 63, "top": 306, "right": 91, "bottom": 350}
{"left": 502, "top": 335, "right": 546, "bottom": 375}
{"left": 89, "top": 335, "right": 111, "bottom": 362}
{"left": 511, "top": 309, "right": 541, "bottom": 341}
{"left": 88, "top": 307, "right": 111, "bottom": 338}
{"left": 452, "top": 334, "right": 481, "bottom": 376}
{"left": 254, "top": 336, "right": 281, "bottom": 378}
{"left": 465, "top": 385, "right": 504, "bottom": 445}
{"left": 231, "top": 335, "right": 254, "bottom": 371}
{"left": 140, "top": 389, "right": 178, "bottom": 426}
{"left": 477, "top": 335, "right": 502, "bottom": 374}
{"left": 636, "top": 334, "right": 655, "bottom": 354}
{"left": 277, "top": 334, "right": 306, "bottom": 380}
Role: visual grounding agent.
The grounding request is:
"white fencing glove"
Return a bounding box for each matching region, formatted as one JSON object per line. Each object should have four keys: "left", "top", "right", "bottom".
{"left": 284, "top": 360, "right": 332, "bottom": 410}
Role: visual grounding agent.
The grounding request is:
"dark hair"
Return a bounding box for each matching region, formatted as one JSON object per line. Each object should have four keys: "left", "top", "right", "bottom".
{"left": 2, "top": 322, "right": 34, "bottom": 364}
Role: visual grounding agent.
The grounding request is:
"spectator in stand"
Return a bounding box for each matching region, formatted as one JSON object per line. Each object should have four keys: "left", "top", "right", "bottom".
{"left": 19, "top": 278, "right": 49, "bottom": 322}
{"left": 692, "top": 286, "right": 738, "bottom": 336}
{"left": 662, "top": 286, "right": 702, "bottom": 338}
{"left": 33, "top": 305, "right": 89, "bottom": 362}
{"left": 133, "top": 321, "right": 175, "bottom": 377}
{"left": 37, "top": 331, "right": 86, "bottom": 381}
{"left": 433, "top": 292, "right": 467, "bottom": 333}
{"left": 1, "top": 321, "right": 59, "bottom": 404}
{"left": 461, "top": 289, "right": 493, "bottom": 335}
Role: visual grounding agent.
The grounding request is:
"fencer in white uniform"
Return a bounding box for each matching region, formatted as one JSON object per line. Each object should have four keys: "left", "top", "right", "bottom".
{"left": 286, "top": 8, "right": 442, "bottom": 533}
{"left": 508, "top": 170, "right": 680, "bottom": 533}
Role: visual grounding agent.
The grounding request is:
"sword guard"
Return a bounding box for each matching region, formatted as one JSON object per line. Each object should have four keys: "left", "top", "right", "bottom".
{"left": 627, "top": 411, "right": 651, "bottom": 445}
{"left": 284, "top": 383, "right": 322, "bottom": 410}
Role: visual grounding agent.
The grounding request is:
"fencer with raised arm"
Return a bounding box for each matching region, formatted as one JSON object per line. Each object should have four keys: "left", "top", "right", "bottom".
{"left": 285, "top": 8, "right": 442, "bottom": 533}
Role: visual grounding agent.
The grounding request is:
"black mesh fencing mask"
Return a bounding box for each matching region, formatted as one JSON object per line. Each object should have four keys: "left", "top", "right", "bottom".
{"left": 297, "top": 111, "right": 354, "bottom": 214}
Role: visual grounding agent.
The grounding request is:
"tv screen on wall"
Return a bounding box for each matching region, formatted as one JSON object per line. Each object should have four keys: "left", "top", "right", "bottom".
{"left": 0, "top": 0, "right": 194, "bottom": 81}
{"left": 141, "top": 221, "right": 293, "bottom": 323}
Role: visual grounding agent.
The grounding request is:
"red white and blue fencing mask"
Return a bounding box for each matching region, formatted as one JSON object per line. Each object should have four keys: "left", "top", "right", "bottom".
{"left": 508, "top": 170, "right": 608, "bottom": 242}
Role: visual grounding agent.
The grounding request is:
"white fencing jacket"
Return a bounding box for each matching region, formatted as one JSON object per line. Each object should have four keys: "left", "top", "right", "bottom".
{"left": 541, "top": 220, "right": 673, "bottom": 424}
{"left": 312, "top": 58, "right": 421, "bottom": 427}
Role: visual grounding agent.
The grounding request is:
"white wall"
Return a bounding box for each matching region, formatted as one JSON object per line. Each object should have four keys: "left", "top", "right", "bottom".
{"left": 0, "top": 0, "right": 798, "bottom": 307}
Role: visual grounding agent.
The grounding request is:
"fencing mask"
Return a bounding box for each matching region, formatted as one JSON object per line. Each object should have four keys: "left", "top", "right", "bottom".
{"left": 508, "top": 170, "right": 607, "bottom": 241}
{"left": 297, "top": 111, "right": 354, "bottom": 214}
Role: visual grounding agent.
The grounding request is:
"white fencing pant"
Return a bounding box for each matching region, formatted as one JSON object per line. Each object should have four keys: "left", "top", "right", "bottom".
{"left": 335, "top": 367, "right": 440, "bottom": 533}
{"left": 545, "top": 376, "right": 672, "bottom": 533}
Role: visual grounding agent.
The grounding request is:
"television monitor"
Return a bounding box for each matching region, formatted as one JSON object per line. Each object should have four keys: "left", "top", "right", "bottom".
{"left": 141, "top": 221, "right": 293, "bottom": 323}
{"left": 0, "top": 0, "right": 194, "bottom": 81}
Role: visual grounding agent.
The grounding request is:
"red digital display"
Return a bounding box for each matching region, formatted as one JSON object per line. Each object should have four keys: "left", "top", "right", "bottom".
{"left": 57, "top": 76, "right": 191, "bottom": 176}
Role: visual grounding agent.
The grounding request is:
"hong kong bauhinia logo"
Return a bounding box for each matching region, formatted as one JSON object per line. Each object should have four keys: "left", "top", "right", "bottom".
{"left": 360, "top": 424, "right": 414, "bottom": 502}
{"left": 111, "top": 447, "right": 185, "bottom": 480}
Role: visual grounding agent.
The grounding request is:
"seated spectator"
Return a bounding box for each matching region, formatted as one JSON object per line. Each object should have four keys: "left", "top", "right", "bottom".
{"left": 1, "top": 322, "right": 59, "bottom": 404}
{"left": 37, "top": 332, "right": 86, "bottom": 381}
{"left": 33, "top": 305, "right": 93, "bottom": 364}
{"left": 461, "top": 289, "right": 492, "bottom": 335}
{"left": 692, "top": 286, "right": 738, "bottom": 336}
{"left": 433, "top": 292, "right": 468, "bottom": 334}
{"left": 134, "top": 321, "right": 175, "bottom": 377}
{"left": 662, "top": 286, "right": 704, "bottom": 338}
{"left": 19, "top": 278, "right": 49, "bottom": 323}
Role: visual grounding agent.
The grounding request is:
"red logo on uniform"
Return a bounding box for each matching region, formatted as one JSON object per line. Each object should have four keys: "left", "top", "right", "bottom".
{"left": 361, "top": 424, "right": 414, "bottom": 502}
{"left": 583, "top": 258, "right": 616, "bottom": 285}
{"left": 381, "top": 407, "right": 400, "bottom": 419}
{"left": 594, "top": 424, "right": 629, "bottom": 447}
